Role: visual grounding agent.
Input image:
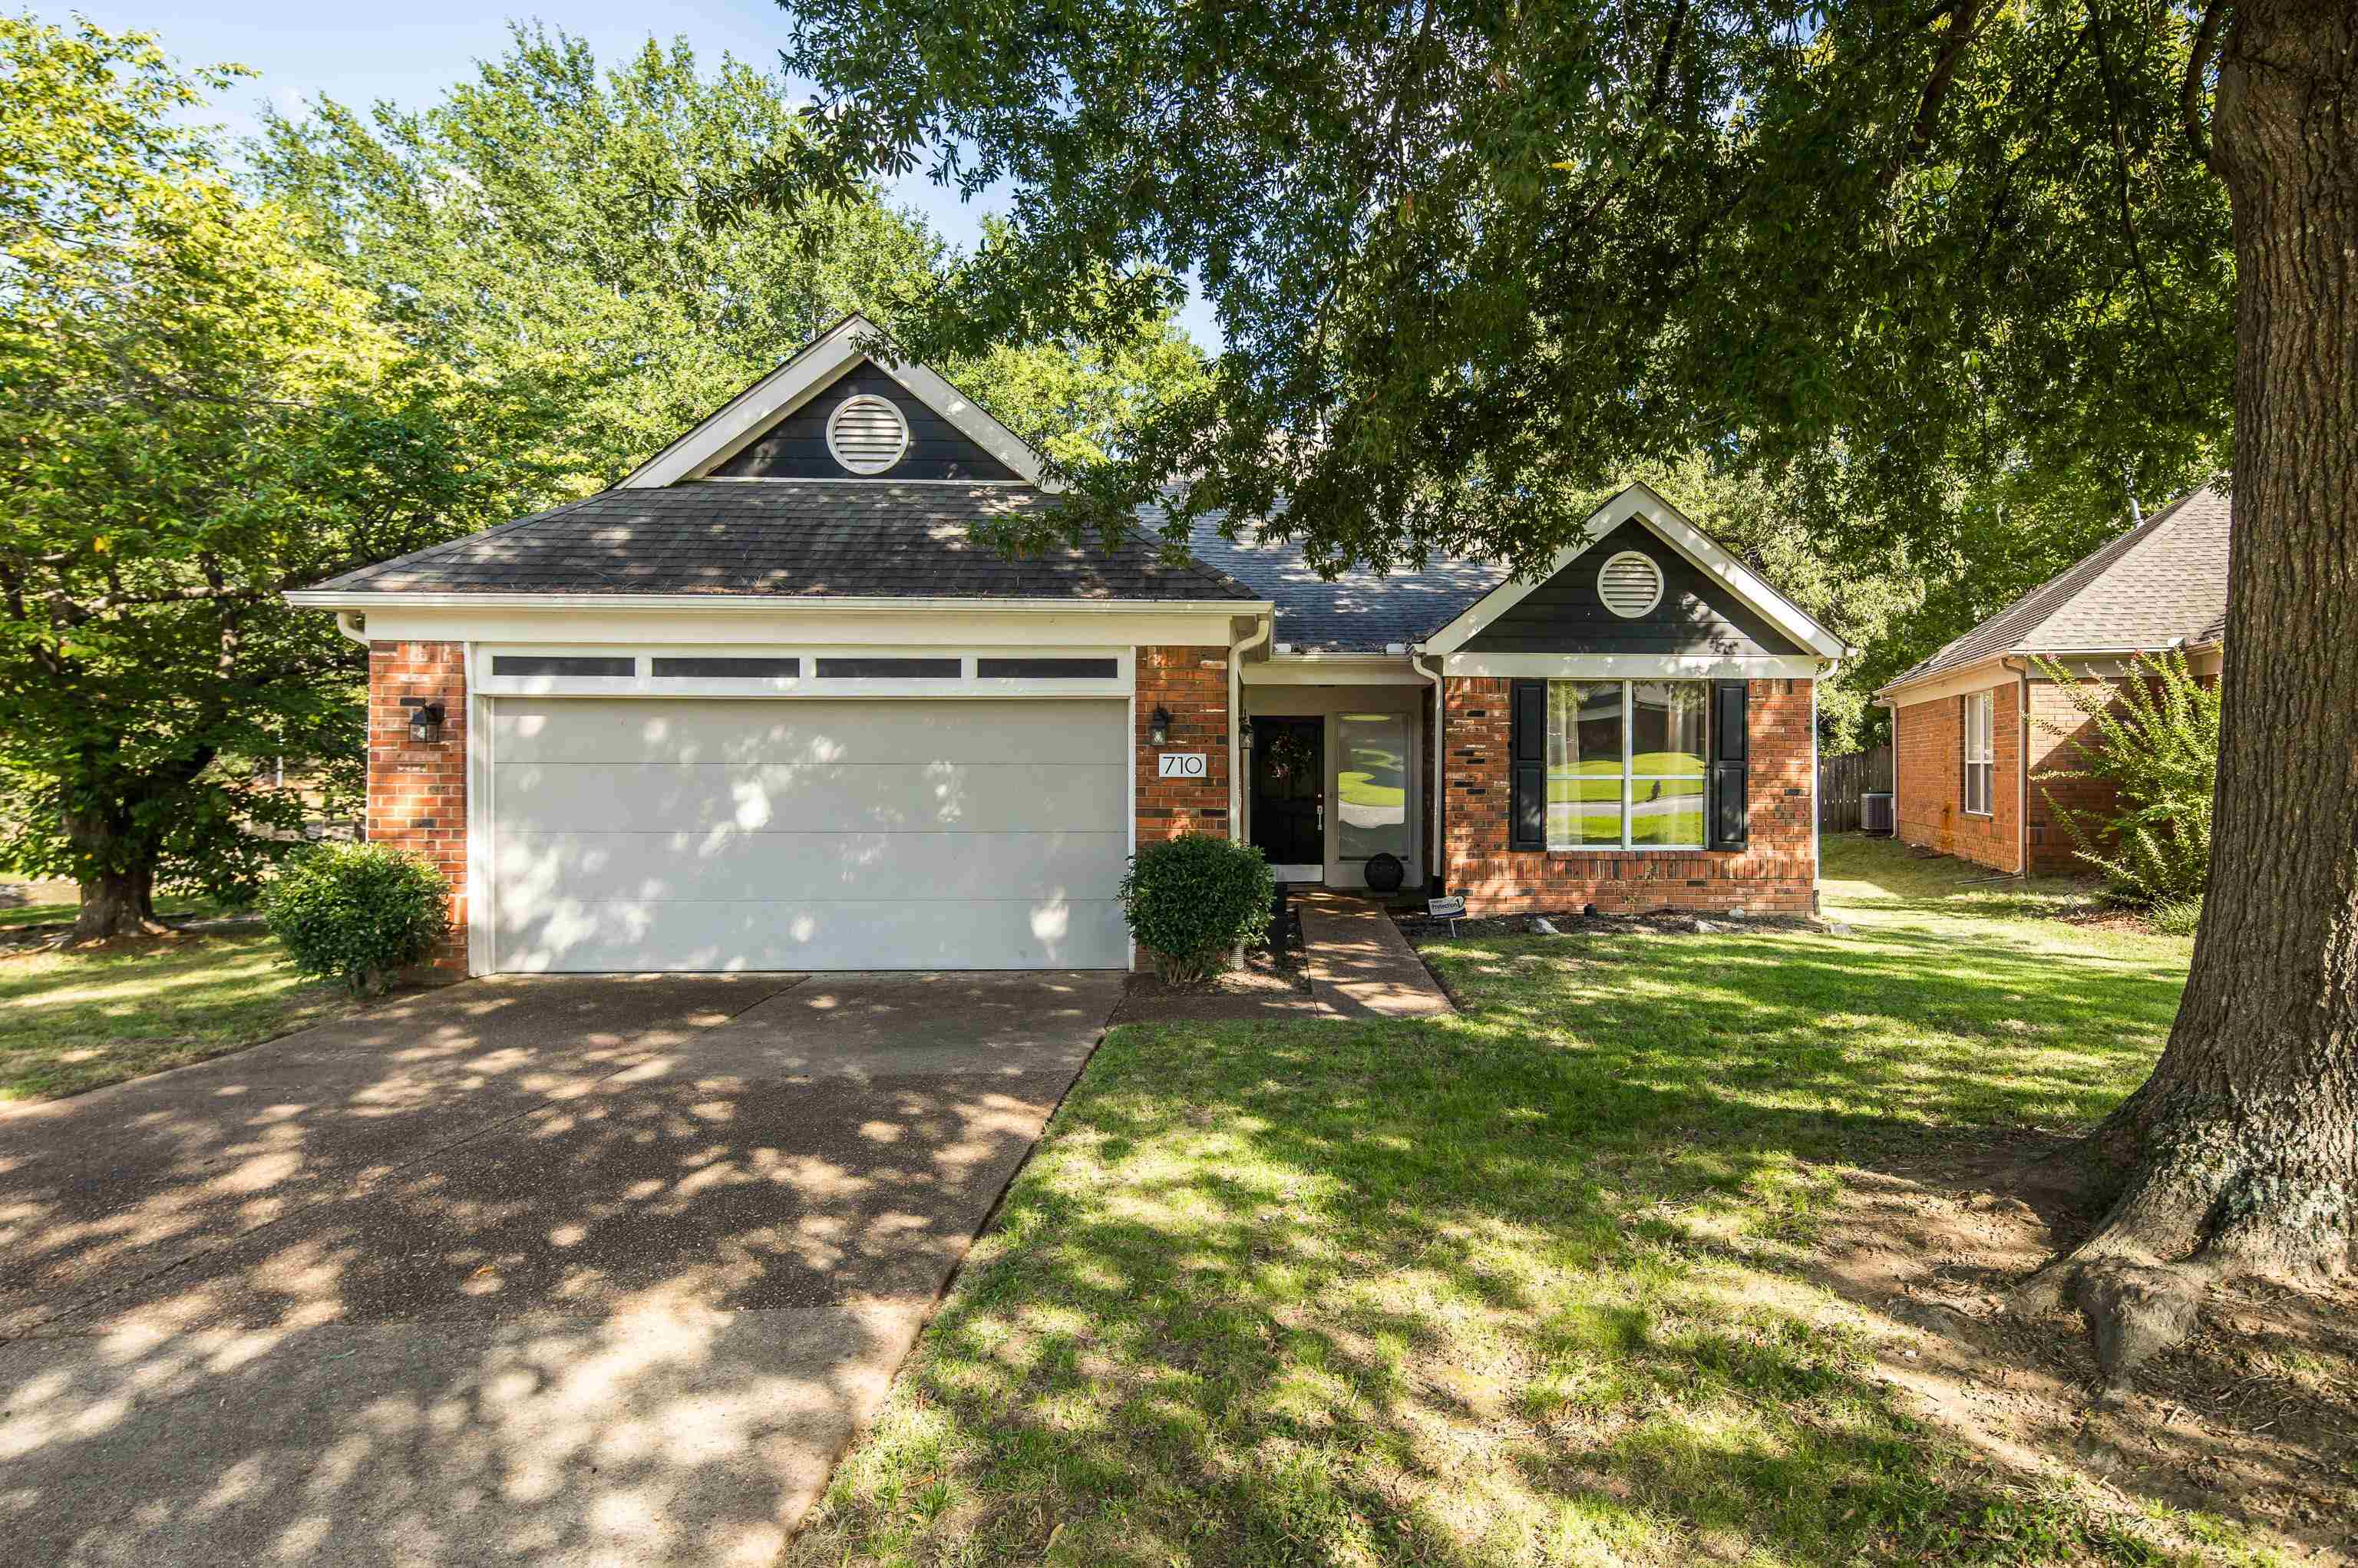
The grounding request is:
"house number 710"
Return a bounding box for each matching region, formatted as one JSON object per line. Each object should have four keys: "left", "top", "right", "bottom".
{"left": 1157, "top": 753, "right": 1208, "bottom": 778}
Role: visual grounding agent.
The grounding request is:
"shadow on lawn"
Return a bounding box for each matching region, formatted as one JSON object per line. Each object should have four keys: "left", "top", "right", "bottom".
{"left": 787, "top": 920, "right": 2292, "bottom": 1566}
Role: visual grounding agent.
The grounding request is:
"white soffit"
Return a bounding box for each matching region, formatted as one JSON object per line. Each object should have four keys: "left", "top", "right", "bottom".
{"left": 617, "top": 312, "right": 1062, "bottom": 491}
{"left": 1419, "top": 483, "right": 1846, "bottom": 659}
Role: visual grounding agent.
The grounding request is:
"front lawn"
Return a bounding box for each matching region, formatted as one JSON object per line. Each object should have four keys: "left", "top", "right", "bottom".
{"left": 0, "top": 932, "right": 360, "bottom": 1101}
{"left": 782, "top": 837, "right": 2284, "bottom": 1566}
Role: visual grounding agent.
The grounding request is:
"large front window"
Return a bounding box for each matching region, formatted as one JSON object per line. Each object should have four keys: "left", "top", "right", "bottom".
{"left": 1545, "top": 681, "right": 1708, "bottom": 850}
{"left": 1337, "top": 711, "right": 1411, "bottom": 861}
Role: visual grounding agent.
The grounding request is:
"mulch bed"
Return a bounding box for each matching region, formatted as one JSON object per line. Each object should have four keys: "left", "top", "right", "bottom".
{"left": 1109, "top": 946, "right": 1327, "bottom": 1025}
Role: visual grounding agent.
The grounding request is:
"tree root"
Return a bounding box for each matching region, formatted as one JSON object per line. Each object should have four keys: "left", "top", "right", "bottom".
{"left": 2009, "top": 1129, "right": 2355, "bottom": 1386}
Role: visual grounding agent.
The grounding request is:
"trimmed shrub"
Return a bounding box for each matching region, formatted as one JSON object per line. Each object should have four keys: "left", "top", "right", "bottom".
{"left": 2032, "top": 649, "right": 2218, "bottom": 906}
{"left": 1120, "top": 834, "right": 1275, "bottom": 982}
{"left": 263, "top": 841, "right": 450, "bottom": 993}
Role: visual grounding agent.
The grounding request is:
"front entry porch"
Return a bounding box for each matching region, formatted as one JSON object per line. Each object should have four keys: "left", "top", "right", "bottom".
{"left": 1240, "top": 677, "right": 1433, "bottom": 893}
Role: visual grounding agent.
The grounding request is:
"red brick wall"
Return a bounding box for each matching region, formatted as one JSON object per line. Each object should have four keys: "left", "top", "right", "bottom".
{"left": 1135, "top": 645, "right": 1230, "bottom": 843}
{"left": 2024, "top": 679, "right": 2125, "bottom": 875}
{"left": 1441, "top": 677, "right": 1817, "bottom": 916}
{"left": 1894, "top": 682, "right": 2021, "bottom": 873}
{"left": 367, "top": 640, "right": 468, "bottom": 975}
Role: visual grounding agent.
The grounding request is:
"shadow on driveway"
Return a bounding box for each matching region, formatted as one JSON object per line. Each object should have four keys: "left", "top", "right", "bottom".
{"left": 0, "top": 969, "right": 1122, "bottom": 1567}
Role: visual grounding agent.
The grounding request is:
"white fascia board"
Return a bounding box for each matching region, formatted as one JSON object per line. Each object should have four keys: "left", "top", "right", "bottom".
{"left": 287, "top": 591, "right": 1269, "bottom": 616}
{"left": 1243, "top": 655, "right": 1427, "bottom": 686}
{"left": 616, "top": 312, "right": 1061, "bottom": 491}
{"left": 1420, "top": 483, "right": 1846, "bottom": 659}
{"left": 1441, "top": 651, "right": 1825, "bottom": 679}
{"left": 299, "top": 597, "right": 1266, "bottom": 651}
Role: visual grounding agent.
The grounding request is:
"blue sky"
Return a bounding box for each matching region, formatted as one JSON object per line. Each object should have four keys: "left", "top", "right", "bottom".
{"left": 48, "top": 0, "right": 1222, "bottom": 346}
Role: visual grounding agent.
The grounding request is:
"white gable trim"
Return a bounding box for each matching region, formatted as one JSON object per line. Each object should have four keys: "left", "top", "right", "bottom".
{"left": 1417, "top": 483, "right": 1847, "bottom": 659}
{"left": 617, "top": 313, "right": 1061, "bottom": 491}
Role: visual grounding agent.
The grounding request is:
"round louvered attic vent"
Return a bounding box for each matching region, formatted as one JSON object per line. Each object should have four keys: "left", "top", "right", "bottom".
{"left": 824, "top": 394, "right": 911, "bottom": 474}
{"left": 1597, "top": 550, "right": 1665, "bottom": 618}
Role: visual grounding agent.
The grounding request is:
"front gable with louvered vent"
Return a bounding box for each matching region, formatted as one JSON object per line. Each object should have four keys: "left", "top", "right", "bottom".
{"left": 621, "top": 313, "right": 1053, "bottom": 490}
{"left": 1422, "top": 484, "right": 1846, "bottom": 672}
{"left": 709, "top": 361, "right": 1025, "bottom": 482}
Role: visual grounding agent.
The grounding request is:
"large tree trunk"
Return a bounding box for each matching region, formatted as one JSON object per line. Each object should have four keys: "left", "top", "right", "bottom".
{"left": 2016, "top": 0, "right": 2358, "bottom": 1378}
{"left": 62, "top": 814, "right": 170, "bottom": 944}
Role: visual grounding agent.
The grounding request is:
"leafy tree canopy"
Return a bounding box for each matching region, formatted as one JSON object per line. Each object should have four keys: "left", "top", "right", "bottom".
{"left": 739, "top": 0, "right": 2231, "bottom": 583}
{"left": 0, "top": 13, "right": 533, "bottom": 936}
{"left": 253, "top": 27, "right": 1213, "bottom": 494}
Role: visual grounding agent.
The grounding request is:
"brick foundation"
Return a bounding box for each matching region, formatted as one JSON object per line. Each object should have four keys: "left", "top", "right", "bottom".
{"left": 1134, "top": 645, "right": 1231, "bottom": 843}
{"left": 367, "top": 639, "right": 468, "bottom": 975}
{"left": 1441, "top": 677, "right": 1817, "bottom": 916}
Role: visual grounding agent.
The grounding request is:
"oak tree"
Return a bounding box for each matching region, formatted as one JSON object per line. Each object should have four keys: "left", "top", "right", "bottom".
{"left": 745, "top": 0, "right": 2353, "bottom": 1371}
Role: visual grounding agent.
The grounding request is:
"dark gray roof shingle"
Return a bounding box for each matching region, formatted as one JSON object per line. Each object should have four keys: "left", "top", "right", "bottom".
{"left": 1153, "top": 507, "right": 1502, "bottom": 654}
{"left": 308, "top": 482, "right": 1263, "bottom": 602}
{"left": 1878, "top": 481, "right": 2231, "bottom": 692}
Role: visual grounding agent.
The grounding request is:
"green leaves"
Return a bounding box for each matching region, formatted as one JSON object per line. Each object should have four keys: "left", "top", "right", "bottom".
{"left": 262, "top": 842, "right": 451, "bottom": 992}
{"left": 757, "top": 0, "right": 2231, "bottom": 593}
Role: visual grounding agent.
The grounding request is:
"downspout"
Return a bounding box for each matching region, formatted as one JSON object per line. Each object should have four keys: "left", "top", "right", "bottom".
{"left": 335, "top": 611, "right": 370, "bottom": 649}
{"left": 1227, "top": 614, "right": 1273, "bottom": 831}
{"left": 1412, "top": 647, "right": 1445, "bottom": 894}
{"left": 2006, "top": 655, "right": 2031, "bottom": 876}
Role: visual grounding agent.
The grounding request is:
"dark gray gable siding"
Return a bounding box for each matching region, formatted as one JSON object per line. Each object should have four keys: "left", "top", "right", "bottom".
{"left": 1461, "top": 520, "right": 1803, "bottom": 655}
{"left": 709, "top": 361, "right": 1024, "bottom": 482}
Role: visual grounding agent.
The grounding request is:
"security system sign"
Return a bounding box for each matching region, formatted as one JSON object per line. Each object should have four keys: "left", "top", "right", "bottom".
{"left": 1157, "top": 752, "right": 1208, "bottom": 778}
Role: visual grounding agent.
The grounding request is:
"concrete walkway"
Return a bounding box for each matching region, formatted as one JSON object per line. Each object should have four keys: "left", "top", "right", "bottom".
{"left": 1296, "top": 893, "right": 1456, "bottom": 1018}
{"left": 0, "top": 969, "right": 1124, "bottom": 1568}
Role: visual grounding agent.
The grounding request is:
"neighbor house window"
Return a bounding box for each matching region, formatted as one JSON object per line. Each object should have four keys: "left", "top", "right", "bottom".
{"left": 1545, "top": 681, "right": 1706, "bottom": 850}
{"left": 1963, "top": 690, "right": 1995, "bottom": 814}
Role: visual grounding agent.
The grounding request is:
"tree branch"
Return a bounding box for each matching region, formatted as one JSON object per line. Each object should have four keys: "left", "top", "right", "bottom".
{"left": 2180, "top": 0, "right": 2230, "bottom": 167}
{"left": 2089, "top": 3, "right": 2192, "bottom": 411}
{"left": 1877, "top": 0, "right": 1986, "bottom": 194}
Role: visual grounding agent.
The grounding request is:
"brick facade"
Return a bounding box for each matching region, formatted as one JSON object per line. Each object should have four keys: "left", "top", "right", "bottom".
{"left": 2023, "top": 680, "right": 2120, "bottom": 874}
{"left": 1893, "top": 676, "right": 2127, "bottom": 876}
{"left": 367, "top": 640, "right": 468, "bottom": 975}
{"left": 1134, "top": 645, "right": 1231, "bottom": 843}
{"left": 1894, "top": 682, "right": 2022, "bottom": 873}
{"left": 1440, "top": 676, "right": 1817, "bottom": 916}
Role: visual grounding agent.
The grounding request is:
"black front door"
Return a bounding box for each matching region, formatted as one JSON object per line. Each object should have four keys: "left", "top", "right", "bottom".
{"left": 1250, "top": 717, "right": 1324, "bottom": 869}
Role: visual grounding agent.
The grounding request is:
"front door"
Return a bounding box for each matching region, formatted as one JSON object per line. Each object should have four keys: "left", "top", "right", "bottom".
{"left": 1250, "top": 716, "right": 1324, "bottom": 877}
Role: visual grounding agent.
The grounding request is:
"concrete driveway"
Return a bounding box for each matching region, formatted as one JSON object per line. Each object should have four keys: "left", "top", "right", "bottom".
{"left": 0, "top": 969, "right": 1125, "bottom": 1567}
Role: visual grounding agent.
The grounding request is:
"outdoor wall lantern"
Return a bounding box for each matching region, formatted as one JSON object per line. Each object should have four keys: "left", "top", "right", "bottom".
{"left": 409, "top": 701, "right": 446, "bottom": 745}
{"left": 1239, "top": 715, "right": 1254, "bottom": 747}
{"left": 1148, "top": 705, "right": 1172, "bottom": 746}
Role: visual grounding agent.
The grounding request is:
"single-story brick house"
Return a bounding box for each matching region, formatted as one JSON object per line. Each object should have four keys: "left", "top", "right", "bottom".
{"left": 1872, "top": 483, "right": 2229, "bottom": 876}
{"left": 287, "top": 315, "right": 1849, "bottom": 975}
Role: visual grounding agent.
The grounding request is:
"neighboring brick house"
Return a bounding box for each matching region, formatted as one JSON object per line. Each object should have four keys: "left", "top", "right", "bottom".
{"left": 1874, "top": 483, "right": 2230, "bottom": 876}
{"left": 287, "top": 314, "right": 1851, "bottom": 975}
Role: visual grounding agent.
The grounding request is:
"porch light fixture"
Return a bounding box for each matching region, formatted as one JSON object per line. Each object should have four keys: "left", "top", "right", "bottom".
{"left": 1239, "top": 715, "right": 1254, "bottom": 746}
{"left": 1148, "top": 705, "right": 1172, "bottom": 745}
{"left": 408, "top": 702, "right": 446, "bottom": 745}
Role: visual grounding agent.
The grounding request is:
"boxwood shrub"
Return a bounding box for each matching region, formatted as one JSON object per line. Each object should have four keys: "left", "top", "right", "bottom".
{"left": 263, "top": 841, "right": 450, "bottom": 994}
{"left": 1120, "top": 834, "right": 1275, "bottom": 982}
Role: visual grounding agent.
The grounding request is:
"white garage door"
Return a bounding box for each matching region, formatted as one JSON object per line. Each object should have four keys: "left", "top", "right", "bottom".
{"left": 485, "top": 698, "right": 1130, "bottom": 972}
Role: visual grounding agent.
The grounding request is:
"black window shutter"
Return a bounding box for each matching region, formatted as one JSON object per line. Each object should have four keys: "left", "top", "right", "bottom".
{"left": 1509, "top": 679, "right": 1547, "bottom": 850}
{"left": 1709, "top": 679, "right": 1750, "bottom": 850}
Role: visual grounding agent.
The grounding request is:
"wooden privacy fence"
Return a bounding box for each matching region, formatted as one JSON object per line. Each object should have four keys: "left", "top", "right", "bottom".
{"left": 1818, "top": 744, "right": 1894, "bottom": 833}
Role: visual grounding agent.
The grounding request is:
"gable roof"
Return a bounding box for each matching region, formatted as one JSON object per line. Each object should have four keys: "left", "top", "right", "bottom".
{"left": 294, "top": 482, "right": 1263, "bottom": 603}
{"left": 619, "top": 313, "right": 1058, "bottom": 490}
{"left": 1420, "top": 483, "right": 1849, "bottom": 660}
{"left": 1155, "top": 503, "right": 1502, "bottom": 654}
{"left": 1877, "top": 481, "right": 2231, "bottom": 694}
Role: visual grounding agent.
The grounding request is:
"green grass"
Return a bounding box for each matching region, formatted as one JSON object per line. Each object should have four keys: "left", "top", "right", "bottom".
{"left": 1337, "top": 770, "right": 1406, "bottom": 807}
{"left": 0, "top": 892, "right": 230, "bottom": 931}
{"left": 787, "top": 836, "right": 2244, "bottom": 1567}
{"left": 0, "top": 932, "right": 360, "bottom": 1101}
